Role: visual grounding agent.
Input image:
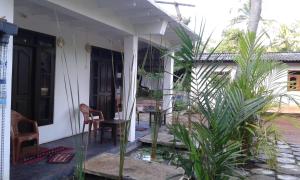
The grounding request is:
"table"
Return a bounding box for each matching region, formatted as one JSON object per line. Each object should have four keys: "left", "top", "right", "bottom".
{"left": 100, "top": 119, "right": 129, "bottom": 146}
{"left": 137, "top": 110, "right": 166, "bottom": 126}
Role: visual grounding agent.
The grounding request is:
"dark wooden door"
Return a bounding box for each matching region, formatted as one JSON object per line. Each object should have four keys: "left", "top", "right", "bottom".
{"left": 34, "top": 48, "right": 56, "bottom": 126}
{"left": 12, "top": 28, "right": 56, "bottom": 126}
{"left": 12, "top": 45, "right": 34, "bottom": 119}
{"left": 90, "top": 47, "right": 114, "bottom": 119}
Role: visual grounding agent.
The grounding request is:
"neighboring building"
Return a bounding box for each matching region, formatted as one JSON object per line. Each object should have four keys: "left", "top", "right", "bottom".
{"left": 0, "top": 0, "right": 196, "bottom": 178}
{"left": 194, "top": 52, "right": 300, "bottom": 106}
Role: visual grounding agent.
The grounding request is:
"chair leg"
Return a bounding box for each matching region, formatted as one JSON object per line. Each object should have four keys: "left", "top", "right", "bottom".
{"left": 93, "top": 121, "right": 98, "bottom": 139}
{"left": 81, "top": 123, "right": 86, "bottom": 142}
{"left": 82, "top": 123, "right": 86, "bottom": 134}
{"left": 12, "top": 142, "right": 16, "bottom": 165}
{"left": 16, "top": 142, "right": 21, "bottom": 163}
{"left": 88, "top": 122, "right": 93, "bottom": 138}
{"left": 35, "top": 139, "right": 39, "bottom": 155}
{"left": 100, "top": 127, "right": 104, "bottom": 144}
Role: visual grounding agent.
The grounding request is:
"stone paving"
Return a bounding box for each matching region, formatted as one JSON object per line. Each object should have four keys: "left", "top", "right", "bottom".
{"left": 247, "top": 141, "right": 300, "bottom": 180}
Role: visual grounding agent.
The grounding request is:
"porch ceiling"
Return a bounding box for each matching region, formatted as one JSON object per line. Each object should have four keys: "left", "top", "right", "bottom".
{"left": 14, "top": 0, "right": 129, "bottom": 42}
{"left": 14, "top": 0, "right": 195, "bottom": 48}
{"left": 95, "top": 0, "right": 195, "bottom": 46}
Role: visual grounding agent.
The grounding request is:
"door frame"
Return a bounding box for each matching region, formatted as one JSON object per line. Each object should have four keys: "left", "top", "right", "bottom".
{"left": 89, "top": 46, "right": 123, "bottom": 120}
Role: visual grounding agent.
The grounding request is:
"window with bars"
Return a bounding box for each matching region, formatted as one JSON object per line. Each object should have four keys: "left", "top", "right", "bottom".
{"left": 288, "top": 71, "right": 300, "bottom": 91}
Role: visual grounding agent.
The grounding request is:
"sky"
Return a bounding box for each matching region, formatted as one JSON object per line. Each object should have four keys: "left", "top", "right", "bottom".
{"left": 156, "top": 0, "right": 300, "bottom": 40}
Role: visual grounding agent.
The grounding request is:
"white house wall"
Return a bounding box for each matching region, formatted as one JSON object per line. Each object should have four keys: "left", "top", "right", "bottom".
{"left": 277, "top": 63, "right": 300, "bottom": 105}
{"left": 193, "top": 62, "right": 300, "bottom": 107}
{"left": 14, "top": 13, "right": 122, "bottom": 144}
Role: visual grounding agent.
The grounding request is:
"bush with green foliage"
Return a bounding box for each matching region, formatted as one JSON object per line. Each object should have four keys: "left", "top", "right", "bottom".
{"left": 174, "top": 100, "right": 187, "bottom": 112}
{"left": 169, "top": 26, "right": 296, "bottom": 178}
{"left": 149, "top": 90, "right": 163, "bottom": 100}
{"left": 230, "top": 32, "right": 298, "bottom": 167}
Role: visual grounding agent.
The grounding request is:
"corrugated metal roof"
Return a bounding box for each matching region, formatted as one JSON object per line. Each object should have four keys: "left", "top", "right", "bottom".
{"left": 197, "top": 52, "right": 300, "bottom": 62}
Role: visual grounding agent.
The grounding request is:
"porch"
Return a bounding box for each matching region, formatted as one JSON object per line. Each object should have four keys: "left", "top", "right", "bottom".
{"left": 0, "top": 0, "right": 197, "bottom": 178}
{"left": 8, "top": 0, "right": 179, "bottom": 144}
{"left": 10, "top": 121, "right": 150, "bottom": 180}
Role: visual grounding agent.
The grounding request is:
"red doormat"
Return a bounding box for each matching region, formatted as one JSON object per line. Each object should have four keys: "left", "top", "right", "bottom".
{"left": 22, "top": 146, "right": 73, "bottom": 164}
{"left": 136, "top": 127, "right": 148, "bottom": 131}
{"left": 21, "top": 146, "right": 49, "bottom": 157}
{"left": 47, "top": 153, "right": 74, "bottom": 164}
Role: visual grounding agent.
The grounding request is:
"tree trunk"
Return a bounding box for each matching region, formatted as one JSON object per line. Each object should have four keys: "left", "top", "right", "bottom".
{"left": 248, "top": 0, "right": 262, "bottom": 33}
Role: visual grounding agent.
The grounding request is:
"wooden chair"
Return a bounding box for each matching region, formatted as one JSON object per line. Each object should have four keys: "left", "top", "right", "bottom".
{"left": 79, "top": 104, "right": 104, "bottom": 139}
{"left": 11, "top": 110, "right": 39, "bottom": 164}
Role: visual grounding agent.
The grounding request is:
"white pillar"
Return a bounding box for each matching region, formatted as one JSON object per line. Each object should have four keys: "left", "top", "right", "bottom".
{"left": 123, "top": 36, "right": 138, "bottom": 142}
{"left": 0, "top": 1, "right": 14, "bottom": 179}
{"left": 163, "top": 55, "right": 174, "bottom": 123}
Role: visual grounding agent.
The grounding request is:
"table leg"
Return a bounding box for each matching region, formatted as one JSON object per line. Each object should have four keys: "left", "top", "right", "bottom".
{"left": 137, "top": 112, "right": 140, "bottom": 124}
{"left": 149, "top": 112, "right": 152, "bottom": 126}
{"left": 100, "top": 127, "right": 104, "bottom": 144}
{"left": 158, "top": 113, "right": 162, "bottom": 127}
{"left": 112, "top": 125, "right": 117, "bottom": 146}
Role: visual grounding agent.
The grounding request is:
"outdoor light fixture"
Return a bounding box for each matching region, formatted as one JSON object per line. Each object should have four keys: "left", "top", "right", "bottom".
{"left": 56, "top": 37, "right": 65, "bottom": 48}
{"left": 85, "top": 43, "right": 91, "bottom": 53}
{"left": 0, "top": 18, "right": 18, "bottom": 176}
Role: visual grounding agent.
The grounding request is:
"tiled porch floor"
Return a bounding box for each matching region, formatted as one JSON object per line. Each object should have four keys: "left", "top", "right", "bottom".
{"left": 10, "top": 121, "right": 150, "bottom": 180}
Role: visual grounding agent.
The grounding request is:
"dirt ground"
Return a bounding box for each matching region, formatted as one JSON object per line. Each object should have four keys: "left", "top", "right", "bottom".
{"left": 137, "top": 97, "right": 300, "bottom": 145}
{"left": 273, "top": 114, "right": 300, "bottom": 144}
{"left": 172, "top": 112, "right": 300, "bottom": 145}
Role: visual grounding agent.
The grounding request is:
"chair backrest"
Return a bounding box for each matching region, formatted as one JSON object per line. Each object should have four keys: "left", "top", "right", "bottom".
{"left": 11, "top": 110, "right": 35, "bottom": 136}
{"left": 79, "top": 104, "right": 90, "bottom": 121}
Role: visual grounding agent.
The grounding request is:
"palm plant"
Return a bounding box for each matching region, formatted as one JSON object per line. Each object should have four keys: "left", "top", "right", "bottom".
{"left": 168, "top": 26, "right": 244, "bottom": 179}
{"left": 170, "top": 22, "right": 223, "bottom": 131}
{"left": 231, "top": 32, "right": 297, "bottom": 165}
{"left": 230, "top": 1, "right": 251, "bottom": 26}
{"left": 170, "top": 79, "right": 270, "bottom": 179}
{"left": 230, "top": 0, "right": 275, "bottom": 41}
{"left": 269, "top": 24, "right": 300, "bottom": 52}
{"left": 169, "top": 26, "right": 290, "bottom": 179}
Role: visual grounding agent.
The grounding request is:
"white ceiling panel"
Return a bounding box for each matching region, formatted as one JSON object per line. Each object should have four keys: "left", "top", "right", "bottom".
{"left": 14, "top": 0, "right": 196, "bottom": 47}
